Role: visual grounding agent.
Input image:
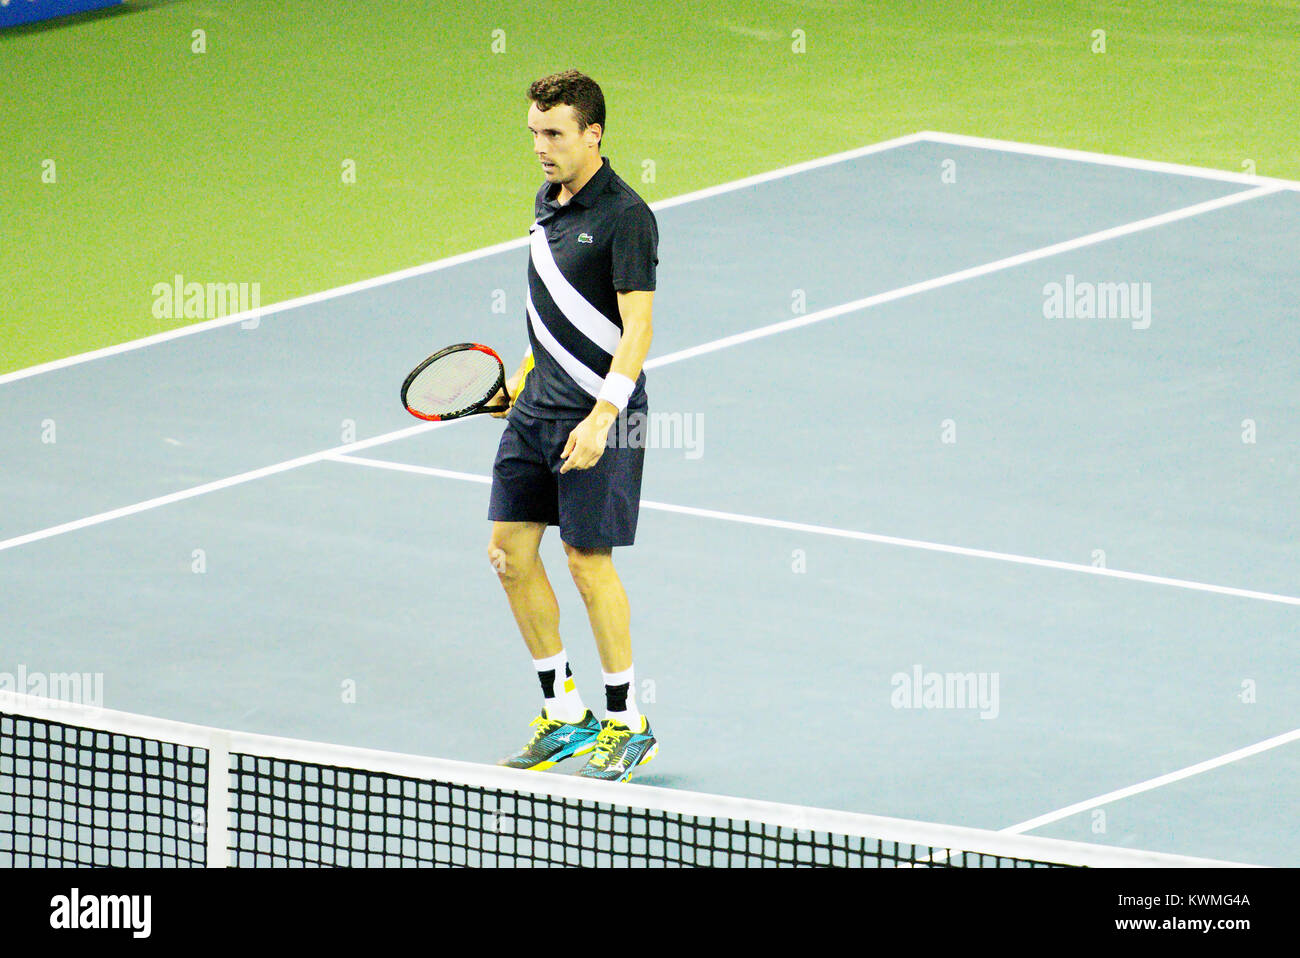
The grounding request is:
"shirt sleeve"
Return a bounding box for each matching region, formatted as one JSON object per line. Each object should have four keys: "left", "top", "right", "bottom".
{"left": 610, "top": 203, "right": 659, "bottom": 292}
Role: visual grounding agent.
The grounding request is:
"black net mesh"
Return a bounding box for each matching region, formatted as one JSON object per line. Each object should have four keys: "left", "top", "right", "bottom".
{"left": 1, "top": 710, "right": 208, "bottom": 867}
{"left": 226, "top": 754, "right": 1069, "bottom": 868}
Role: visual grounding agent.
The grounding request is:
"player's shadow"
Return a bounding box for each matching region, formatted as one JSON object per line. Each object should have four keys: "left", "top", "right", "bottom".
{"left": 630, "top": 772, "right": 689, "bottom": 789}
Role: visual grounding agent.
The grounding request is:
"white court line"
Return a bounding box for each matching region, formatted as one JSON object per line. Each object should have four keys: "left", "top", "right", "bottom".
{"left": 1004, "top": 727, "right": 1300, "bottom": 836}
{"left": 0, "top": 183, "right": 1283, "bottom": 558}
{"left": 645, "top": 185, "right": 1279, "bottom": 368}
{"left": 327, "top": 456, "right": 491, "bottom": 485}
{"left": 327, "top": 454, "right": 1300, "bottom": 608}
{"left": 0, "top": 233, "right": 529, "bottom": 388}
{"left": 0, "top": 133, "right": 927, "bottom": 387}
{"left": 0, "top": 421, "right": 453, "bottom": 554}
{"left": 919, "top": 130, "right": 1300, "bottom": 192}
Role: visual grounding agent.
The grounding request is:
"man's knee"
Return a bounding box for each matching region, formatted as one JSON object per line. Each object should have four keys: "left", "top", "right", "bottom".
{"left": 564, "top": 543, "right": 611, "bottom": 600}
{"left": 489, "top": 529, "right": 540, "bottom": 583}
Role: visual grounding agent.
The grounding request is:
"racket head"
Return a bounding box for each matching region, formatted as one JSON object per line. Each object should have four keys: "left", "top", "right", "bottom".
{"left": 401, "top": 343, "right": 507, "bottom": 421}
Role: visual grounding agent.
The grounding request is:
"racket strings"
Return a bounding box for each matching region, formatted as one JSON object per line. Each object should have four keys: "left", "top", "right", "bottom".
{"left": 406, "top": 349, "right": 503, "bottom": 417}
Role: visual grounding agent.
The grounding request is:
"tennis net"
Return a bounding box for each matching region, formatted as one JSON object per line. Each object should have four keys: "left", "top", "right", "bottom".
{"left": 0, "top": 692, "right": 1249, "bottom": 868}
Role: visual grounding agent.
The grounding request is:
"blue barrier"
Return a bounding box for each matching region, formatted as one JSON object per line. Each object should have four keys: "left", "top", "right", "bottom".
{"left": 1, "top": 0, "right": 124, "bottom": 28}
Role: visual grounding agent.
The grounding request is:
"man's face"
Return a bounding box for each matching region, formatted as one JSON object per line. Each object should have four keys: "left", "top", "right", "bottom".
{"left": 527, "top": 102, "right": 598, "bottom": 184}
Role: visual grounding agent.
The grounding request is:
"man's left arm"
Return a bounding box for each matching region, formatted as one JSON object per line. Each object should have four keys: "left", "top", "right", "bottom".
{"left": 559, "top": 290, "right": 654, "bottom": 473}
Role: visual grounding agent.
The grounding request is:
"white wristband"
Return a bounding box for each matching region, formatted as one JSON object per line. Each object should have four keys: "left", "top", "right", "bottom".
{"left": 597, "top": 372, "right": 636, "bottom": 411}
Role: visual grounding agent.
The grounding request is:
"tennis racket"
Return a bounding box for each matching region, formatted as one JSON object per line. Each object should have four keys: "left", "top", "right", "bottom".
{"left": 401, "top": 343, "right": 531, "bottom": 421}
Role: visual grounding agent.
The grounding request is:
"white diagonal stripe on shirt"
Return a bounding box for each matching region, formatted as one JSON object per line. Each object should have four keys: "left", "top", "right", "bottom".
{"left": 526, "top": 293, "right": 604, "bottom": 397}
{"left": 529, "top": 224, "right": 622, "bottom": 355}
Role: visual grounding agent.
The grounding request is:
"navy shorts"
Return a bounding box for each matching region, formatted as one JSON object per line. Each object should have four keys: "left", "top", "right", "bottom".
{"left": 488, "top": 407, "right": 646, "bottom": 548}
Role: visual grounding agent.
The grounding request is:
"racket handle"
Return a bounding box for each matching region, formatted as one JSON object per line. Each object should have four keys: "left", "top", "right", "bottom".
{"left": 503, "top": 365, "right": 531, "bottom": 408}
{"left": 483, "top": 377, "right": 514, "bottom": 414}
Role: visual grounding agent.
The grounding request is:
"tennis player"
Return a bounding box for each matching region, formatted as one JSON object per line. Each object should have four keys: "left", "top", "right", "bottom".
{"left": 487, "top": 71, "right": 659, "bottom": 782}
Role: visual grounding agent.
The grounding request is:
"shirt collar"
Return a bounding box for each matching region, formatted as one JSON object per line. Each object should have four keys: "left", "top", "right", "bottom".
{"left": 545, "top": 156, "right": 612, "bottom": 209}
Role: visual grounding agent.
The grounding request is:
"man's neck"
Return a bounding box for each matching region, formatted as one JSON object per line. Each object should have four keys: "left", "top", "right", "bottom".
{"left": 557, "top": 154, "right": 603, "bottom": 205}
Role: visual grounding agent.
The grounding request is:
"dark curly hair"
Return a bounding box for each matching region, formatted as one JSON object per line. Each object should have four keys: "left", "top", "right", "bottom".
{"left": 527, "top": 70, "right": 605, "bottom": 146}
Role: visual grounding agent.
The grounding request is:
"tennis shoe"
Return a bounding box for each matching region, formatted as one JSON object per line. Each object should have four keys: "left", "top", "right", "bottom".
{"left": 576, "top": 717, "right": 658, "bottom": 782}
{"left": 498, "top": 710, "right": 601, "bottom": 770}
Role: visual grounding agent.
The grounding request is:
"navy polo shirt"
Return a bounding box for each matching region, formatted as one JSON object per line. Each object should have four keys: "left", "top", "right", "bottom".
{"left": 515, "top": 155, "right": 659, "bottom": 420}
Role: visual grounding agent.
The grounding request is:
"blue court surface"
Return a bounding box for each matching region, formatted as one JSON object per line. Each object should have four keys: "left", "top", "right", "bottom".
{"left": 2, "top": 132, "right": 1296, "bottom": 865}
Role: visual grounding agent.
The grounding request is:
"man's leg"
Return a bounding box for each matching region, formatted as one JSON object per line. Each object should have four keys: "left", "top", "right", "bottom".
{"left": 491, "top": 521, "right": 598, "bottom": 767}
{"left": 553, "top": 410, "right": 655, "bottom": 779}
{"left": 488, "top": 520, "right": 560, "bottom": 658}
{"left": 565, "top": 542, "right": 657, "bottom": 780}
{"left": 561, "top": 543, "right": 631, "bottom": 672}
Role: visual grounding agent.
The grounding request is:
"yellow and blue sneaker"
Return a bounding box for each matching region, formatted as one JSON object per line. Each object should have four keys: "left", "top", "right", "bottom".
{"left": 498, "top": 710, "right": 601, "bottom": 770}
{"left": 576, "top": 717, "right": 658, "bottom": 782}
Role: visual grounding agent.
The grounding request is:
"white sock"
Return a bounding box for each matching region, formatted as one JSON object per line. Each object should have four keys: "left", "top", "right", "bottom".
{"left": 602, "top": 666, "right": 642, "bottom": 731}
{"left": 534, "top": 650, "right": 586, "bottom": 723}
